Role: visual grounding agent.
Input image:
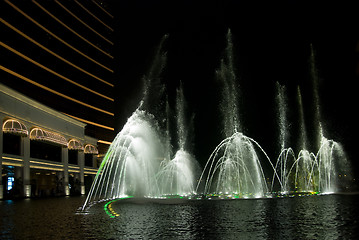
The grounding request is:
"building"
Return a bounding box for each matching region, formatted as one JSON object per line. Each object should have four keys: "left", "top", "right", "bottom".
{"left": 0, "top": 0, "right": 115, "bottom": 156}
{"left": 0, "top": 83, "right": 99, "bottom": 199}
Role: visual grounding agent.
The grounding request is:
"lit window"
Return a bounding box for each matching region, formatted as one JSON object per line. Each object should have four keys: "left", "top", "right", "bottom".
{"left": 7, "top": 177, "right": 14, "bottom": 191}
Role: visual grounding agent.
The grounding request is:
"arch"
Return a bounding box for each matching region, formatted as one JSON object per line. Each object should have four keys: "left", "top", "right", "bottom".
{"left": 84, "top": 144, "right": 98, "bottom": 154}
{"left": 2, "top": 119, "right": 28, "bottom": 136}
{"left": 68, "top": 139, "right": 84, "bottom": 151}
{"left": 29, "top": 127, "right": 67, "bottom": 147}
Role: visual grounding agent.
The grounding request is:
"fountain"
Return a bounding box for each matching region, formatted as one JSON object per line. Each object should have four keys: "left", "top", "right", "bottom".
{"left": 196, "top": 32, "right": 351, "bottom": 199}
{"left": 83, "top": 32, "right": 352, "bottom": 210}
{"left": 196, "top": 29, "right": 279, "bottom": 199}
{"left": 83, "top": 36, "right": 199, "bottom": 209}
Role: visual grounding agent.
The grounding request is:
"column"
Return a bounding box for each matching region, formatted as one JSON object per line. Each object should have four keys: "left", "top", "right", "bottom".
{"left": 0, "top": 120, "right": 3, "bottom": 199}
{"left": 79, "top": 151, "right": 85, "bottom": 195}
{"left": 62, "top": 147, "right": 69, "bottom": 196}
{"left": 23, "top": 136, "right": 31, "bottom": 197}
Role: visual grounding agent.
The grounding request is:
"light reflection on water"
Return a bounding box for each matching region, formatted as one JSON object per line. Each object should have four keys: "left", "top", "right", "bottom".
{"left": 1, "top": 195, "right": 359, "bottom": 239}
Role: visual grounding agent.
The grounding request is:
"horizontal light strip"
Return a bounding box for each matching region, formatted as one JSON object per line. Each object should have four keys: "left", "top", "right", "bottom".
{"left": 0, "top": 18, "right": 114, "bottom": 87}
{"left": 0, "top": 65, "right": 114, "bottom": 116}
{"left": 75, "top": 0, "right": 113, "bottom": 32}
{"left": 30, "top": 160, "right": 63, "bottom": 167}
{"left": 2, "top": 156, "right": 23, "bottom": 161}
{"left": 68, "top": 165, "right": 80, "bottom": 169}
{"left": 2, "top": 161, "right": 23, "bottom": 167}
{"left": 55, "top": 0, "right": 113, "bottom": 45}
{"left": 98, "top": 140, "right": 112, "bottom": 145}
{"left": 32, "top": 0, "right": 113, "bottom": 59}
{"left": 5, "top": 0, "right": 113, "bottom": 73}
{"left": 92, "top": 0, "right": 114, "bottom": 19}
{"left": 84, "top": 167, "right": 98, "bottom": 171}
{"left": 63, "top": 113, "right": 114, "bottom": 131}
{"left": 69, "top": 169, "right": 81, "bottom": 173}
{"left": 30, "top": 165, "right": 63, "bottom": 171}
{"left": 0, "top": 42, "right": 114, "bottom": 102}
{"left": 84, "top": 171, "right": 97, "bottom": 175}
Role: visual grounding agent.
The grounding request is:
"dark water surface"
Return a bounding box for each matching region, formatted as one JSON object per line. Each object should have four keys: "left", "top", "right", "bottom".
{"left": 1, "top": 194, "right": 359, "bottom": 239}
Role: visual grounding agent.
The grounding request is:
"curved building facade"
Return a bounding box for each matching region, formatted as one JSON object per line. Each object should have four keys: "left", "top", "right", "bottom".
{"left": 0, "top": 0, "right": 115, "bottom": 156}
{"left": 1, "top": 83, "right": 99, "bottom": 199}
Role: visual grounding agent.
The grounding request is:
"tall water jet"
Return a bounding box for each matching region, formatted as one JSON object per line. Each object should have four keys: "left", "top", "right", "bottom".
{"left": 157, "top": 83, "right": 199, "bottom": 196}
{"left": 294, "top": 86, "right": 314, "bottom": 192}
{"left": 197, "top": 30, "right": 274, "bottom": 198}
{"left": 309, "top": 44, "right": 324, "bottom": 149}
{"left": 273, "top": 82, "right": 295, "bottom": 193}
{"left": 83, "top": 35, "right": 171, "bottom": 209}
{"left": 176, "top": 82, "right": 189, "bottom": 150}
{"left": 141, "top": 34, "right": 168, "bottom": 117}
{"left": 308, "top": 44, "right": 352, "bottom": 193}
{"left": 217, "top": 29, "right": 241, "bottom": 137}
{"left": 297, "top": 86, "right": 308, "bottom": 150}
{"left": 276, "top": 82, "right": 289, "bottom": 150}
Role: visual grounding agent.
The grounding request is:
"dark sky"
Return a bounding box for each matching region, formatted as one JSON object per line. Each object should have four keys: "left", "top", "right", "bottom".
{"left": 113, "top": 0, "right": 358, "bottom": 177}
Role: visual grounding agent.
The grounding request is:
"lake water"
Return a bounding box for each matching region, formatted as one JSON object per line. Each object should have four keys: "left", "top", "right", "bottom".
{"left": 1, "top": 194, "right": 359, "bottom": 239}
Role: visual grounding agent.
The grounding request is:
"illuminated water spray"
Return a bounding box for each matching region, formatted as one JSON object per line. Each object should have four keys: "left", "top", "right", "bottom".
{"left": 197, "top": 29, "right": 278, "bottom": 198}
{"left": 157, "top": 83, "right": 200, "bottom": 196}
{"left": 83, "top": 36, "right": 199, "bottom": 209}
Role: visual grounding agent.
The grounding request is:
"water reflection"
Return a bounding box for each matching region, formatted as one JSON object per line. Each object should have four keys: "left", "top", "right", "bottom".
{"left": 1, "top": 195, "right": 359, "bottom": 239}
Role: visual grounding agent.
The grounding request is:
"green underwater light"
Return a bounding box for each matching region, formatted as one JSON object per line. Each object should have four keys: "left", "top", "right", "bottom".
{"left": 104, "top": 196, "right": 133, "bottom": 218}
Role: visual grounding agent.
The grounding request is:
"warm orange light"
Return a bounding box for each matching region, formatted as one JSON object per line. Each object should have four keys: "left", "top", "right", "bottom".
{"left": 55, "top": 0, "right": 113, "bottom": 45}
{"left": 91, "top": 0, "right": 114, "bottom": 18}
{"left": 74, "top": 0, "right": 113, "bottom": 31}
{"left": 30, "top": 127, "right": 68, "bottom": 146}
{"left": 0, "top": 41, "right": 114, "bottom": 101}
{"left": 2, "top": 119, "right": 28, "bottom": 136}
{"left": 0, "top": 65, "right": 114, "bottom": 116}
{"left": 62, "top": 113, "right": 114, "bottom": 131}
{"left": 5, "top": 0, "right": 113, "bottom": 73}
{"left": 98, "top": 140, "right": 112, "bottom": 145}
{"left": 84, "top": 144, "right": 99, "bottom": 154}
{"left": 0, "top": 18, "right": 114, "bottom": 87}
{"left": 68, "top": 139, "right": 84, "bottom": 151}
{"left": 32, "top": 0, "right": 113, "bottom": 59}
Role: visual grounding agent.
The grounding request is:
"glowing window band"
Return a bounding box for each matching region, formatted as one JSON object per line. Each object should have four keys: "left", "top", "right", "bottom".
{"left": 62, "top": 113, "right": 114, "bottom": 131}
{"left": 30, "top": 160, "right": 63, "bottom": 167}
{"left": 2, "top": 156, "right": 23, "bottom": 162}
{"left": 98, "top": 140, "right": 112, "bottom": 145}
{"left": 74, "top": 0, "right": 113, "bottom": 32}
{"left": 2, "top": 162, "right": 23, "bottom": 167}
{"left": 5, "top": 0, "right": 113, "bottom": 73}
{"left": 2, "top": 119, "right": 28, "bottom": 136}
{"left": 84, "top": 144, "right": 99, "bottom": 155}
{"left": 0, "top": 65, "right": 114, "bottom": 116}
{"left": 0, "top": 42, "right": 114, "bottom": 101}
{"left": 30, "top": 127, "right": 68, "bottom": 147}
{"left": 55, "top": 0, "right": 113, "bottom": 45}
{"left": 32, "top": 0, "right": 113, "bottom": 59}
{"left": 68, "top": 139, "right": 84, "bottom": 151}
{"left": 0, "top": 18, "right": 114, "bottom": 87}
{"left": 91, "top": 0, "right": 114, "bottom": 18}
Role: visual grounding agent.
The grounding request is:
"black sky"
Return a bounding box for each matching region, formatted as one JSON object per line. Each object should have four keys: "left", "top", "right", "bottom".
{"left": 113, "top": 0, "right": 358, "bottom": 178}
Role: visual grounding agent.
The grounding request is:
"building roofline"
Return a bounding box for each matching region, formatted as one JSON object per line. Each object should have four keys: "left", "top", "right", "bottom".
{"left": 0, "top": 83, "right": 87, "bottom": 128}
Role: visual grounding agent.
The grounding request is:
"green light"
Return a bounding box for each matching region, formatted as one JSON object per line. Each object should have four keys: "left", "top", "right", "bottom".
{"left": 103, "top": 196, "right": 133, "bottom": 218}
{"left": 95, "top": 150, "right": 113, "bottom": 179}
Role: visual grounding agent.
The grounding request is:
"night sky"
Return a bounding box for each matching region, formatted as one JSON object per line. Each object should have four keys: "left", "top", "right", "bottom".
{"left": 113, "top": 0, "right": 358, "bottom": 179}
